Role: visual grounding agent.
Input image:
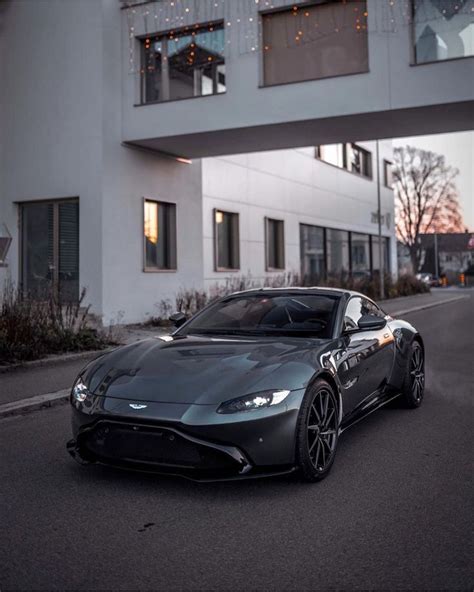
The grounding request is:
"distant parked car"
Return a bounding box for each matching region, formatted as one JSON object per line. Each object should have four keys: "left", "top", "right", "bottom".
{"left": 416, "top": 273, "right": 441, "bottom": 287}
{"left": 67, "top": 288, "right": 425, "bottom": 483}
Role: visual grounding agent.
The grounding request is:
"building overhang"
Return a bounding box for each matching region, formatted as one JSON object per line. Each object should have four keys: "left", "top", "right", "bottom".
{"left": 124, "top": 101, "right": 474, "bottom": 160}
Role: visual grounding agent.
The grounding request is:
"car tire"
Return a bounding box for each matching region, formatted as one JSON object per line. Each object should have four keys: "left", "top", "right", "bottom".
{"left": 296, "top": 378, "right": 340, "bottom": 483}
{"left": 400, "top": 340, "right": 425, "bottom": 409}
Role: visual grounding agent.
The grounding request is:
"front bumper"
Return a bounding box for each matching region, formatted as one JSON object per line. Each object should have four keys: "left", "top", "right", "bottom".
{"left": 67, "top": 419, "right": 254, "bottom": 480}
{"left": 68, "top": 391, "right": 304, "bottom": 480}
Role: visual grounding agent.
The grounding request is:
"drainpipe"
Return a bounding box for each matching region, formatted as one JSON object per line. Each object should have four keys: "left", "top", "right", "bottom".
{"left": 376, "top": 140, "right": 385, "bottom": 299}
{"left": 434, "top": 232, "right": 439, "bottom": 277}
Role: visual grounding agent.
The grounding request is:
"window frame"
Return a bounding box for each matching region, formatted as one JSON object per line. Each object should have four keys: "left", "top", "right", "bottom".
{"left": 260, "top": 0, "right": 370, "bottom": 88}
{"left": 214, "top": 208, "right": 240, "bottom": 272}
{"left": 342, "top": 295, "right": 386, "bottom": 334}
{"left": 139, "top": 20, "right": 226, "bottom": 106}
{"left": 383, "top": 159, "right": 394, "bottom": 188}
{"left": 299, "top": 225, "right": 392, "bottom": 280}
{"left": 143, "top": 198, "right": 177, "bottom": 273}
{"left": 410, "top": 0, "right": 474, "bottom": 66}
{"left": 18, "top": 197, "right": 80, "bottom": 300}
{"left": 350, "top": 232, "right": 371, "bottom": 276}
{"left": 315, "top": 143, "right": 373, "bottom": 180}
{"left": 299, "top": 223, "right": 327, "bottom": 281}
{"left": 326, "top": 227, "right": 351, "bottom": 277}
{"left": 265, "top": 216, "right": 285, "bottom": 271}
{"left": 346, "top": 143, "right": 373, "bottom": 179}
{"left": 370, "top": 234, "right": 390, "bottom": 274}
{"left": 342, "top": 296, "right": 364, "bottom": 332}
{"left": 0, "top": 223, "right": 12, "bottom": 267}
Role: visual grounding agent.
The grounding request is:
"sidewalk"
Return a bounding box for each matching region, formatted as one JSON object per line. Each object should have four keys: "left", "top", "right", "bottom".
{"left": 0, "top": 324, "right": 167, "bottom": 408}
{"left": 0, "top": 289, "right": 469, "bottom": 416}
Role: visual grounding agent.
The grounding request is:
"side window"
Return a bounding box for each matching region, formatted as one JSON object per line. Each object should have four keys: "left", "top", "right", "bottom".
{"left": 364, "top": 299, "right": 386, "bottom": 319}
{"left": 344, "top": 297, "right": 385, "bottom": 331}
{"left": 343, "top": 297, "right": 364, "bottom": 331}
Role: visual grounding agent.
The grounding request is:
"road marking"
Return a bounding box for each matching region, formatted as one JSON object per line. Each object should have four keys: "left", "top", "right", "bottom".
{"left": 390, "top": 295, "right": 469, "bottom": 317}
{"left": 0, "top": 389, "right": 69, "bottom": 418}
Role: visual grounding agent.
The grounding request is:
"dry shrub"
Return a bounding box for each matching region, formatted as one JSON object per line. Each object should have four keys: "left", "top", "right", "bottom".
{"left": 0, "top": 282, "right": 111, "bottom": 364}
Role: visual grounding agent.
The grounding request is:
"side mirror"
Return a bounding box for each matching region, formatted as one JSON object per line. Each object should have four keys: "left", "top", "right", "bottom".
{"left": 357, "top": 314, "right": 386, "bottom": 331}
{"left": 169, "top": 312, "right": 187, "bottom": 328}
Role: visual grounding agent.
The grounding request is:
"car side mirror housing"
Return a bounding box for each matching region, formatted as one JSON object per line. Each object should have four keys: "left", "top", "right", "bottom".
{"left": 357, "top": 314, "right": 387, "bottom": 331}
{"left": 169, "top": 312, "right": 187, "bottom": 328}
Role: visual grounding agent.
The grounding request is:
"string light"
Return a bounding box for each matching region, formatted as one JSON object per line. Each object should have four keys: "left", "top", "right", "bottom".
{"left": 125, "top": 0, "right": 455, "bottom": 74}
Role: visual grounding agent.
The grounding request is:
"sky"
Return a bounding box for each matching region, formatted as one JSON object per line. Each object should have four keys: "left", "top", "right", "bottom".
{"left": 393, "top": 131, "right": 474, "bottom": 231}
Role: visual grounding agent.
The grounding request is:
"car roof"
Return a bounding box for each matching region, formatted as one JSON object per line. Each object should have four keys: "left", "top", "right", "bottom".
{"left": 226, "top": 286, "right": 364, "bottom": 299}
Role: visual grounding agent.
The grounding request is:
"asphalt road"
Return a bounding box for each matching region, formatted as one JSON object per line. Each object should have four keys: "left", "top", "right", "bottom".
{"left": 0, "top": 294, "right": 472, "bottom": 591}
{"left": 0, "top": 357, "right": 100, "bottom": 404}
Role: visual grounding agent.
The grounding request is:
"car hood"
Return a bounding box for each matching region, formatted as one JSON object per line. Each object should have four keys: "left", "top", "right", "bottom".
{"left": 81, "top": 334, "right": 331, "bottom": 405}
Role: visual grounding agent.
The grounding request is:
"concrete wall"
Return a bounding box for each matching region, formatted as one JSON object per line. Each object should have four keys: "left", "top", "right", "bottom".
{"left": 0, "top": 0, "right": 104, "bottom": 312}
{"left": 0, "top": 0, "right": 205, "bottom": 324}
{"left": 100, "top": 0, "right": 204, "bottom": 324}
{"left": 202, "top": 140, "right": 396, "bottom": 286}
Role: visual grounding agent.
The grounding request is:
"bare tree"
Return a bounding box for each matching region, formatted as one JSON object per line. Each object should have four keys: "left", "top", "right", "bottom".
{"left": 393, "top": 146, "right": 464, "bottom": 272}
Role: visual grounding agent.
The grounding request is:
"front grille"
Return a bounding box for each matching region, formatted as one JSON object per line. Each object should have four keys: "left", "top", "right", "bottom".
{"left": 80, "top": 421, "right": 244, "bottom": 474}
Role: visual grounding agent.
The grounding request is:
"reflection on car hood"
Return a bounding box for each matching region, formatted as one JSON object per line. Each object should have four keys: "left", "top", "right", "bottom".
{"left": 81, "top": 334, "right": 331, "bottom": 405}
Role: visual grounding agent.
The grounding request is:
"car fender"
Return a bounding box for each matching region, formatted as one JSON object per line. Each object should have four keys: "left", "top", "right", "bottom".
{"left": 387, "top": 319, "right": 423, "bottom": 390}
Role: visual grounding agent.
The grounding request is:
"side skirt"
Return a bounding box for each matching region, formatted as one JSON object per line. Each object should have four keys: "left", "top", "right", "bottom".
{"left": 339, "top": 390, "right": 402, "bottom": 434}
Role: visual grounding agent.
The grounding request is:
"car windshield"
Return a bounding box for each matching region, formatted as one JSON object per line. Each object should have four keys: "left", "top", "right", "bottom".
{"left": 178, "top": 293, "right": 339, "bottom": 338}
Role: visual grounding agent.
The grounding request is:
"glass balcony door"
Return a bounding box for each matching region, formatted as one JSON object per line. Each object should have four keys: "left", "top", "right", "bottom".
{"left": 21, "top": 199, "right": 79, "bottom": 301}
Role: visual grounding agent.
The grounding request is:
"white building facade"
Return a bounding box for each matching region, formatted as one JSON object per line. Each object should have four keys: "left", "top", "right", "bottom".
{"left": 201, "top": 144, "right": 395, "bottom": 289}
{"left": 1, "top": 0, "right": 471, "bottom": 324}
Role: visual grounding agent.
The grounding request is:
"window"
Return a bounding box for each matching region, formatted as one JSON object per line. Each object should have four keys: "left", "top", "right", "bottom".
{"left": 371, "top": 236, "right": 390, "bottom": 274}
{"left": 265, "top": 218, "right": 285, "bottom": 270}
{"left": 315, "top": 144, "right": 345, "bottom": 168}
{"left": 351, "top": 233, "right": 371, "bottom": 277}
{"left": 262, "top": 1, "right": 369, "bottom": 86}
{"left": 144, "top": 200, "right": 177, "bottom": 270}
{"left": 413, "top": 0, "right": 473, "bottom": 64}
{"left": 300, "top": 228, "right": 392, "bottom": 279}
{"left": 326, "top": 229, "right": 350, "bottom": 276}
{"left": 20, "top": 199, "right": 79, "bottom": 301}
{"left": 141, "top": 22, "right": 226, "bottom": 104}
{"left": 344, "top": 296, "right": 384, "bottom": 331}
{"left": 343, "top": 297, "right": 365, "bottom": 331}
{"left": 384, "top": 160, "right": 394, "bottom": 188}
{"left": 300, "top": 224, "right": 326, "bottom": 281}
{"left": 346, "top": 143, "right": 372, "bottom": 178}
{"left": 215, "top": 209, "right": 239, "bottom": 270}
{"left": 316, "top": 143, "right": 372, "bottom": 178}
{"left": 0, "top": 223, "right": 12, "bottom": 265}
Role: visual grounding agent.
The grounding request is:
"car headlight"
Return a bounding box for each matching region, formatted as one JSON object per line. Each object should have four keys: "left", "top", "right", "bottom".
{"left": 72, "top": 378, "right": 89, "bottom": 403}
{"left": 217, "top": 390, "right": 291, "bottom": 414}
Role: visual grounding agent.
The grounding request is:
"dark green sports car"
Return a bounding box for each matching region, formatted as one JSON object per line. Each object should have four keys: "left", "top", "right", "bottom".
{"left": 67, "top": 288, "right": 425, "bottom": 482}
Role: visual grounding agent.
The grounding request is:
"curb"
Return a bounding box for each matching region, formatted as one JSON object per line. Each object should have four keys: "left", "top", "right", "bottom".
{"left": 0, "top": 330, "right": 167, "bottom": 374}
{"left": 0, "top": 293, "right": 469, "bottom": 420}
{"left": 0, "top": 389, "right": 70, "bottom": 418}
{"left": 0, "top": 348, "right": 113, "bottom": 375}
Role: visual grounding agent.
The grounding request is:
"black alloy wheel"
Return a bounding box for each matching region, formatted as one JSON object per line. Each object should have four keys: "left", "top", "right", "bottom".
{"left": 296, "top": 379, "right": 339, "bottom": 482}
{"left": 401, "top": 340, "right": 425, "bottom": 408}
